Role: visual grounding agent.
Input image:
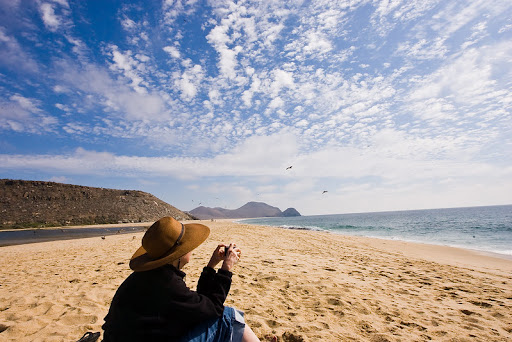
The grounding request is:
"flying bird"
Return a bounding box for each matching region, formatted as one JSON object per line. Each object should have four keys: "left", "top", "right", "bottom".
{"left": 286, "top": 166, "right": 292, "bottom": 170}
{"left": 322, "top": 190, "right": 328, "bottom": 194}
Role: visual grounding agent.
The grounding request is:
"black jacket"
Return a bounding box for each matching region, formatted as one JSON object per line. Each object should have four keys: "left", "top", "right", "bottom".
{"left": 102, "top": 264, "right": 232, "bottom": 341}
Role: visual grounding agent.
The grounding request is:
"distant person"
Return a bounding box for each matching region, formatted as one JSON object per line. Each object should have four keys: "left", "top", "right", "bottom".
{"left": 102, "top": 216, "right": 260, "bottom": 342}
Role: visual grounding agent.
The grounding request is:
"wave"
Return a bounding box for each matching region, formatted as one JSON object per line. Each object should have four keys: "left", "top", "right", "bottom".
{"left": 278, "top": 225, "right": 326, "bottom": 232}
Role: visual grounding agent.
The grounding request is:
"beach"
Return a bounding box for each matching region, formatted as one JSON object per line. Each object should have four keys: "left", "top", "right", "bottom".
{"left": 1, "top": 220, "right": 511, "bottom": 341}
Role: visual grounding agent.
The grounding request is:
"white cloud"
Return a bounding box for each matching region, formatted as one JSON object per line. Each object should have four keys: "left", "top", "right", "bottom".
{"left": 48, "top": 176, "right": 70, "bottom": 183}
{"left": 304, "top": 31, "right": 332, "bottom": 55}
{"left": 408, "top": 41, "right": 512, "bottom": 117}
{"left": 271, "top": 69, "right": 294, "bottom": 95}
{"left": 0, "top": 132, "right": 296, "bottom": 177}
{"left": 396, "top": 38, "right": 447, "bottom": 60}
{"left": 109, "top": 46, "right": 147, "bottom": 93}
{"left": 121, "top": 17, "right": 136, "bottom": 31}
{"left": 0, "top": 95, "right": 57, "bottom": 133}
{"left": 39, "top": 3, "right": 60, "bottom": 31}
{"left": 136, "top": 54, "right": 150, "bottom": 62}
{"left": 206, "top": 20, "right": 242, "bottom": 79}
{"left": 50, "top": 0, "right": 69, "bottom": 8}
{"left": 0, "top": 27, "right": 38, "bottom": 72}
{"left": 163, "top": 45, "right": 181, "bottom": 59}
{"left": 10, "top": 95, "right": 41, "bottom": 113}
{"left": 62, "top": 122, "right": 88, "bottom": 134}
{"left": 498, "top": 23, "right": 512, "bottom": 34}
{"left": 266, "top": 96, "right": 283, "bottom": 111}
{"left": 175, "top": 64, "right": 204, "bottom": 101}
{"left": 57, "top": 61, "right": 168, "bottom": 121}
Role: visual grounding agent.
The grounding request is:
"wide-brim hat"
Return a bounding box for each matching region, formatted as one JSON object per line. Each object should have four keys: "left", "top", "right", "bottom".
{"left": 129, "top": 217, "right": 210, "bottom": 272}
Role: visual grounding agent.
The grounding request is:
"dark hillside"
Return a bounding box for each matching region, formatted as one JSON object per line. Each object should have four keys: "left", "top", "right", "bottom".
{"left": 0, "top": 179, "right": 194, "bottom": 229}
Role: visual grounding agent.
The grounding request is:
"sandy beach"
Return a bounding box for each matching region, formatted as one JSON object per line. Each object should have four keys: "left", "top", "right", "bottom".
{"left": 1, "top": 220, "right": 511, "bottom": 342}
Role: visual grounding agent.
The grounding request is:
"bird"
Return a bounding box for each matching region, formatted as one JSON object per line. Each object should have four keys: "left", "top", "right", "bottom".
{"left": 322, "top": 190, "right": 328, "bottom": 194}
{"left": 286, "top": 166, "right": 292, "bottom": 170}
{"left": 101, "top": 236, "right": 106, "bottom": 240}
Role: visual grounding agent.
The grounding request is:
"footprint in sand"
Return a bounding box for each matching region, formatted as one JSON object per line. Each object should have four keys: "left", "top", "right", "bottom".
{"left": 470, "top": 300, "right": 492, "bottom": 308}
{"left": 326, "top": 298, "right": 342, "bottom": 306}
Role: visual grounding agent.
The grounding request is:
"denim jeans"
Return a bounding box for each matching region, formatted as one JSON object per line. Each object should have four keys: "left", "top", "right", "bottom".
{"left": 178, "top": 307, "right": 246, "bottom": 342}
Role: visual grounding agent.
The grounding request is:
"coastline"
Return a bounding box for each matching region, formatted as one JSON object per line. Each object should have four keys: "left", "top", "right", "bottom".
{"left": 0, "top": 222, "right": 152, "bottom": 247}
{"left": 1, "top": 220, "right": 511, "bottom": 341}
{"left": 0, "top": 221, "right": 151, "bottom": 232}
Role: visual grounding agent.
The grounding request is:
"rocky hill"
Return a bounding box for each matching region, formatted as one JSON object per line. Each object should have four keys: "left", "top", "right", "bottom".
{"left": 189, "top": 201, "right": 301, "bottom": 219}
{"left": 282, "top": 208, "right": 301, "bottom": 217}
{"left": 0, "top": 179, "right": 194, "bottom": 229}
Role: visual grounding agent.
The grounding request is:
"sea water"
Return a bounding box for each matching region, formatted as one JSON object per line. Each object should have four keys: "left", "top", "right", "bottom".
{"left": 238, "top": 205, "right": 512, "bottom": 258}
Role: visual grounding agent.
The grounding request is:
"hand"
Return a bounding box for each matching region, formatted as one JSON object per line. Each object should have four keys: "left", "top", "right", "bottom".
{"left": 221, "top": 243, "right": 241, "bottom": 272}
{"left": 207, "top": 244, "right": 226, "bottom": 269}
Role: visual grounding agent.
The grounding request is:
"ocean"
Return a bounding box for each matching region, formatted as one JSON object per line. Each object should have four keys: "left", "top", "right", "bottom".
{"left": 238, "top": 205, "right": 512, "bottom": 259}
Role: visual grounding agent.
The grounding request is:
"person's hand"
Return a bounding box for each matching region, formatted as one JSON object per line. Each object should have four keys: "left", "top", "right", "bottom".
{"left": 207, "top": 244, "right": 226, "bottom": 269}
{"left": 221, "top": 243, "right": 241, "bottom": 272}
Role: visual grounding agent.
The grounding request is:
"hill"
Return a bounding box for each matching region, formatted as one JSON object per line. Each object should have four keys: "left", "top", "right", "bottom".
{"left": 189, "top": 201, "right": 301, "bottom": 219}
{"left": 0, "top": 179, "right": 194, "bottom": 229}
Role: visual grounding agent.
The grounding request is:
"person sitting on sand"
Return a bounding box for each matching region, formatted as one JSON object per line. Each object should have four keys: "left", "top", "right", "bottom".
{"left": 102, "top": 216, "right": 260, "bottom": 342}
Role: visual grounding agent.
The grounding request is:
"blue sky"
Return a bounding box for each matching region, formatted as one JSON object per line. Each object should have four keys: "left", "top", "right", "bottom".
{"left": 1, "top": 0, "right": 511, "bottom": 215}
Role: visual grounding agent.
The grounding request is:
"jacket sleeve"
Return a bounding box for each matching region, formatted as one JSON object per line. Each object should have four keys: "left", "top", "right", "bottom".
{"left": 197, "top": 267, "right": 232, "bottom": 298}
{"left": 159, "top": 267, "right": 232, "bottom": 321}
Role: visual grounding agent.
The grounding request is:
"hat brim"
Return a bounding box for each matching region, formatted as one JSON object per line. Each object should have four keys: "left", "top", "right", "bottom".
{"left": 129, "top": 223, "right": 210, "bottom": 272}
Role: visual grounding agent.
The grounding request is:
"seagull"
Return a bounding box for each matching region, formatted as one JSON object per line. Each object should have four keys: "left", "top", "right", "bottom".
{"left": 322, "top": 190, "right": 328, "bottom": 194}
{"left": 286, "top": 166, "right": 292, "bottom": 170}
{"left": 101, "top": 236, "right": 106, "bottom": 240}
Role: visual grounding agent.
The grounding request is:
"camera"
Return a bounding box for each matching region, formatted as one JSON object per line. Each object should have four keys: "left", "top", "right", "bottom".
{"left": 224, "top": 245, "right": 236, "bottom": 254}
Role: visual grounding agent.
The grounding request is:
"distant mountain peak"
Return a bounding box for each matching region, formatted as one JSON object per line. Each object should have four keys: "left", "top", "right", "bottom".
{"left": 189, "top": 201, "right": 301, "bottom": 219}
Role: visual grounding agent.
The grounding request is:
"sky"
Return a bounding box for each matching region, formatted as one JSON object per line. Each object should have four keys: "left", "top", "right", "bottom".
{"left": 0, "top": 0, "right": 511, "bottom": 216}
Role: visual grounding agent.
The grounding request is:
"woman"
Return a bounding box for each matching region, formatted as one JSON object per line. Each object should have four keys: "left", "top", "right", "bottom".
{"left": 102, "top": 216, "right": 260, "bottom": 342}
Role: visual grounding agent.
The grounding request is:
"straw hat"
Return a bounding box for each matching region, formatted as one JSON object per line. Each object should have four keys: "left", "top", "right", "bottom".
{"left": 129, "top": 217, "right": 210, "bottom": 272}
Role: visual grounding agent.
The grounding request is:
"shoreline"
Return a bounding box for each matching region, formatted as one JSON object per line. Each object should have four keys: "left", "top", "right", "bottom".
{"left": 0, "top": 221, "right": 152, "bottom": 232}
{"left": 1, "top": 220, "right": 511, "bottom": 341}
{"left": 236, "top": 218, "right": 512, "bottom": 262}
{"left": 236, "top": 221, "right": 512, "bottom": 275}
{"left": 2, "top": 219, "right": 511, "bottom": 263}
{"left": 0, "top": 222, "right": 151, "bottom": 247}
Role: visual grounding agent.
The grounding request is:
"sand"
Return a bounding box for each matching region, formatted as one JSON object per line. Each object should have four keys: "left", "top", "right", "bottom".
{"left": 0, "top": 220, "right": 511, "bottom": 341}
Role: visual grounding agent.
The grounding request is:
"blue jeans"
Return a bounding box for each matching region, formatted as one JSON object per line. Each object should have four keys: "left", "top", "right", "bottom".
{"left": 178, "top": 307, "right": 246, "bottom": 342}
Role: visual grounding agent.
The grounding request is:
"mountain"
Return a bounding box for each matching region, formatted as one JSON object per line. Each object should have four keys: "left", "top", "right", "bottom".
{"left": 0, "top": 179, "right": 195, "bottom": 229}
{"left": 189, "top": 201, "right": 301, "bottom": 219}
{"left": 282, "top": 208, "right": 301, "bottom": 217}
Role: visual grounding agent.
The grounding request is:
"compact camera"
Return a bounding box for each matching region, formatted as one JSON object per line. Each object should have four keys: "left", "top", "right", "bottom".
{"left": 224, "top": 245, "right": 236, "bottom": 254}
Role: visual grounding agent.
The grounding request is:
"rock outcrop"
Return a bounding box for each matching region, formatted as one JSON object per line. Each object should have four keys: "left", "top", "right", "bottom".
{"left": 282, "top": 208, "right": 301, "bottom": 217}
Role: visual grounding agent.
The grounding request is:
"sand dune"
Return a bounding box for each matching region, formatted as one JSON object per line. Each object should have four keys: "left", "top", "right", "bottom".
{"left": 1, "top": 220, "right": 511, "bottom": 341}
